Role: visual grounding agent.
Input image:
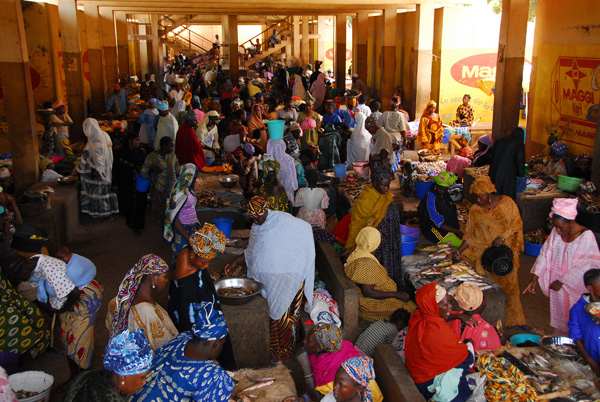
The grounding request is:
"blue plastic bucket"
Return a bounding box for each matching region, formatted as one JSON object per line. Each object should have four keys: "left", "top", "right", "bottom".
{"left": 213, "top": 218, "right": 233, "bottom": 238}
{"left": 415, "top": 181, "right": 433, "bottom": 200}
{"left": 401, "top": 225, "right": 420, "bottom": 239}
{"left": 267, "top": 120, "right": 285, "bottom": 140}
{"left": 135, "top": 173, "right": 151, "bottom": 192}
{"left": 206, "top": 157, "right": 214, "bottom": 167}
{"left": 334, "top": 164, "right": 347, "bottom": 178}
{"left": 509, "top": 333, "right": 541, "bottom": 346}
{"left": 401, "top": 235, "right": 418, "bottom": 256}
{"left": 523, "top": 241, "right": 543, "bottom": 257}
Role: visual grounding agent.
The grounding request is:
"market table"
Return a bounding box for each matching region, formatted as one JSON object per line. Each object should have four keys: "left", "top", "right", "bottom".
{"left": 516, "top": 187, "right": 573, "bottom": 233}
{"left": 230, "top": 363, "right": 296, "bottom": 401}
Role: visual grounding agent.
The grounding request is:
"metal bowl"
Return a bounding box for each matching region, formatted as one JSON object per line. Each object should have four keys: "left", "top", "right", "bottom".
{"left": 214, "top": 278, "right": 263, "bottom": 306}
{"left": 540, "top": 335, "right": 579, "bottom": 359}
{"left": 57, "top": 176, "right": 77, "bottom": 185}
{"left": 584, "top": 301, "right": 600, "bottom": 324}
{"left": 219, "top": 177, "right": 237, "bottom": 188}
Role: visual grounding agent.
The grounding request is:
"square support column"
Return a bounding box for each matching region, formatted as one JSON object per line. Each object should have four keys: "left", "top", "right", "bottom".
{"left": 150, "top": 15, "right": 161, "bottom": 85}
{"left": 115, "top": 12, "right": 129, "bottom": 80}
{"left": 381, "top": 7, "right": 398, "bottom": 108}
{"left": 293, "top": 16, "right": 301, "bottom": 61}
{"left": 0, "top": 0, "right": 40, "bottom": 193}
{"left": 413, "top": 0, "right": 434, "bottom": 117}
{"left": 491, "top": 0, "right": 529, "bottom": 139}
{"left": 302, "top": 16, "right": 310, "bottom": 66}
{"left": 100, "top": 7, "right": 118, "bottom": 95}
{"left": 355, "top": 11, "right": 369, "bottom": 81}
{"left": 226, "top": 15, "right": 239, "bottom": 83}
{"left": 84, "top": 4, "right": 106, "bottom": 116}
{"left": 335, "top": 14, "right": 347, "bottom": 90}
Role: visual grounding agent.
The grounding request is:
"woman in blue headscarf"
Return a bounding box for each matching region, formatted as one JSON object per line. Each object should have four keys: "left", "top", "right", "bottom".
{"left": 131, "top": 302, "right": 234, "bottom": 402}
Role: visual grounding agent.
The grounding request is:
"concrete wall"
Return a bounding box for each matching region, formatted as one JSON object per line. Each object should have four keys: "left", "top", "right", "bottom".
{"left": 526, "top": 0, "right": 600, "bottom": 157}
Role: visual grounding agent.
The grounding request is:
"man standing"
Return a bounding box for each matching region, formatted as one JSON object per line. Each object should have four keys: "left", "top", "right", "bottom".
{"left": 351, "top": 73, "right": 369, "bottom": 101}
{"left": 175, "top": 110, "right": 206, "bottom": 169}
{"left": 154, "top": 101, "right": 179, "bottom": 150}
{"left": 106, "top": 83, "right": 128, "bottom": 119}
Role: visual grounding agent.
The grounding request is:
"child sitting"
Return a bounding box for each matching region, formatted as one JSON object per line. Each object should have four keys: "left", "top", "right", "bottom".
{"left": 355, "top": 308, "right": 411, "bottom": 359}
{"left": 568, "top": 268, "right": 600, "bottom": 376}
{"left": 449, "top": 283, "right": 501, "bottom": 351}
{"left": 294, "top": 169, "right": 329, "bottom": 229}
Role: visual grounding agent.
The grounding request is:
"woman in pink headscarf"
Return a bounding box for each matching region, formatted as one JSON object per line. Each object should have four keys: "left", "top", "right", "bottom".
{"left": 524, "top": 198, "right": 600, "bottom": 334}
{"left": 310, "top": 73, "right": 326, "bottom": 111}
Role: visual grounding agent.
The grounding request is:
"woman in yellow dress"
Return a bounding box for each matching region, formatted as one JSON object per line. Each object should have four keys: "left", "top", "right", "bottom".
{"left": 417, "top": 100, "right": 444, "bottom": 150}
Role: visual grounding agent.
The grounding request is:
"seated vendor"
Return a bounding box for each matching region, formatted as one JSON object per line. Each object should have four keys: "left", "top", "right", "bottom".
{"left": 472, "top": 135, "right": 493, "bottom": 167}
{"left": 355, "top": 308, "right": 411, "bottom": 358}
{"left": 417, "top": 172, "right": 468, "bottom": 252}
{"left": 449, "top": 95, "right": 475, "bottom": 127}
{"left": 344, "top": 227, "right": 416, "bottom": 323}
{"left": 405, "top": 283, "right": 476, "bottom": 402}
{"left": 543, "top": 140, "right": 569, "bottom": 176}
{"left": 568, "top": 268, "right": 600, "bottom": 376}
{"left": 572, "top": 152, "right": 592, "bottom": 181}
{"left": 449, "top": 283, "right": 501, "bottom": 351}
{"left": 40, "top": 158, "right": 64, "bottom": 182}
{"left": 323, "top": 102, "right": 343, "bottom": 126}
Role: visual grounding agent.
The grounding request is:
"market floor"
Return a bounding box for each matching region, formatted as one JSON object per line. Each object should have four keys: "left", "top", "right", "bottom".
{"left": 22, "top": 177, "right": 551, "bottom": 400}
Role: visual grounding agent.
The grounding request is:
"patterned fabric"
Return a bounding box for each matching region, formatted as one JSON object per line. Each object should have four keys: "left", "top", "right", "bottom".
{"left": 449, "top": 104, "right": 475, "bottom": 127}
{"left": 62, "top": 370, "right": 125, "bottom": 402}
{"left": 270, "top": 283, "right": 304, "bottom": 361}
{"left": 314, "top": 323, "right": 342, "bottom": 353}
{"left": 551, "top": 140, "right": 568, "bottom": 156}
{"left": 247, "top": 196, "right": 268, "bottom": 218}
{"left": 130, "top": 332, "right": 234, "bottom": 402}
{"left": 417, "top": 107, "right": 444, "bottom": 150}
{"left": 470, "top": 175, "right": 497, "bottom": 194}
{"left": 189, "top": 302, "right": 228, "bottom": 340}
{"left": 255, "top": 184, "right": 292, "bottom": 213}
{"left": 60, "top": 280, "right": 102, "bottom": 369}
{"left": 449, "top": 313, "right": 502, "bottom": 351}
{"left": 297, "top": 111, "right": 322, "bottom": 149}
{"left": 355, "top": 319, "right": 399, "bottom": 357}
{"left": 433, "top": 172, "right": 457, "bottom": 187}
{"left": 140, "top": 151, "right": 179, "bottom": 225}
{"left": 380, "top": 111, "right": 410, "bottom": 143}
{"left": 345, "top": 184, "right": 394, "bottom": 250}
{"left": 171, "top": 222, "right": 199, "bottom": 264}
{"left": 345, "top": 257, "right": 416, "bottom": 322}
{"left": 30, "top": 255, "right": 75, "bottom": 310}
{"left": 110, "top": 254, "right": 169, "bottom": 336}
{"left": 103, "top": 328, "right": 153, "bottom": 376}
{"left": 77, "top": 149, "right": 119, "bottom": 218}
{"left": 341, "top": 356, "right": 376, "bottom": 402}
{"left": 294, "top": 187, "right": 329, "bottom": 229}
{"left": 164, "top": 163, "right": 198, "bottom": 243}
{"left": 0, "top": 366, "right": 17, "bottom": 402}
{"left": 0, "top": 270, "right": 49, "bottom": 357}
{"left": 189, "top": 224, "right": 227, "bottom": 259}
{"left": 373, "top": 203, "right": 406, "bottom": 287}
{"left": 477, "top": 354, "right": 537, "bottom": 401}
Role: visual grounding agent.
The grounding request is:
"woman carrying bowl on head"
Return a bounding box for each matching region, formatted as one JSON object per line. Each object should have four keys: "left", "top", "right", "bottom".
{"left": 462, "top": 175, "right": 526, "bottom": 328}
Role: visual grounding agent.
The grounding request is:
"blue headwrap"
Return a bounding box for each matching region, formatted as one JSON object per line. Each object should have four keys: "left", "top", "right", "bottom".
{"left": 189, "top": 302, "right": 228, "bottom": 340}
{"left": 103, "top": 329, "right": 153, "bottom": 376}
{"left": 243, "top": 143, "right": 255, "bottom": 155}
{"left": 156, "top": 101, "right": 169, "bottom": 111}
{"left": 341, "top": 357, "right": 376, "bottom": 402}
{"left": 149, "top": 98, "right": 159, "bottom": 104}
{"left": 40, "top": 254, "right": 96, "bottom": 301}
{"left": 551, "top": 140, "right": 568, "bottom": 157}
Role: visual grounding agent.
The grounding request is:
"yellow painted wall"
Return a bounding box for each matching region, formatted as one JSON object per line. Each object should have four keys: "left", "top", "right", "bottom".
{"left": 527, "top": 0, "right": 600, "bottom": 157}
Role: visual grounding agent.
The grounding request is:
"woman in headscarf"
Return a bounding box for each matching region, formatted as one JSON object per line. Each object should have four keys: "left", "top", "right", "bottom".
{"left": 255, "top": 154, "right": 291, "bottom": 212}
{"left": 543, "top": 140, "right": 568, "bottom": 176}
{"left": 248, "top": 103, "right": 268, "bottom": 150}
{"left": 417, "top": 100, "right": 443, "bottom": 150}
{"left": 347, "top": 112, "right": 373, "bottom": 165}
{"left": 297, "top": 101, "right": 322, "bottom": 150}
{"left": 225, "top": 196, "right": 315, "bottom": 361}
{"left": 418, "top": 172, "right": 466, "bottom": 250}
{"left": 310, "top": 72, "right": 326, "bottom": 111}
{"left": 131, "top": 302, "right": 234, "bottom": 402}
{"left": 524, "top": 198, "right": 600, "bottom": 334}
{"left": 379, "top": 96, "right": 410, "bottom": 144}
{"left": 405, "top": 282, "right": 475, "bottom": 402}
{"left": 446, "top": 154, "right": 472, "bottom": 179}
{"left": 472, "top": 134, "right": 493, "bottom": 167}
{"left": 294, "top": 168, "right": 329, "bottom": 229}
{"left": 114, "top": 131, "right": 146, "bottom": 233}
{"left": 107, "top": 254, "right": 177, "bottom": 350}
{"left": 366, "top": 115, "right": 395, "bottom": 169}
{"left": 345, "top": 227, "right": 416, "bottom": 323}
{"left": 267, "top": 138, "right": 299, "bottom": 203}
{"left": 293, "top": 68, "right": 307, "bottom": 99}
{"left": 164, "top": 163, "right": 200, "bottom": 262}
{"left": 168, "top": 223, "right": 235, "bottom": 368}
{"left": 345, "top": 166, "right": 405, "bottom": 286}
{"left": 63, "top": 329, "right": 153, "bottom": 402}
{"left": 175, "top": 110, "right": 207, "bottom": 169}
{"left": 39, "top": 158, "right": 63, "bottom": 182}
{"left": 77, "top": 118, "right": 118, "bottom": 218}
{"left": 138, "top": 99, "right": 160, "bottom": 147}
{"left": 573, "top": 152, "right": 592, "bottom": 180}
{"left": 195, "top": 110, "right": 220, "bottom": 160}
{"left": 462, "top": 176, "right": 526, "bottom": 327}
{"left": 489, "top": 127, "right": 525, "bottom": 199}
{"left": 171, "top": 99, "right": 187, "bottom": 123}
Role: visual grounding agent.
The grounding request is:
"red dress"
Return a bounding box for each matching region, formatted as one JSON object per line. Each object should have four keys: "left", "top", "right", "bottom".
{"left": 175, "top": 124, "right": 206, "bottom": 168}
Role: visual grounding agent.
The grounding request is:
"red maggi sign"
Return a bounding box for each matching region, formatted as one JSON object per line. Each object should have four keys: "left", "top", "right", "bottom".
{"left": 450, "top": 53, "right": 498, "bottom": 88}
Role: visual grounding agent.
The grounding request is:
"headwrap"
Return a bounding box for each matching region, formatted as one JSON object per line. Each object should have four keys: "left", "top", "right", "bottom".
{"left": 39, "top": 158, "right": 53, "bottom": 171}
{"left": 29, "top": 255, "right": 75, "bottom": 310}
{"left": 244, "top": 143, "right": 255, "bottom": 155}
{"left": 110, "top": 254, "right": 169, "bottom": 336}
{"left": 371, "top": 165, "right": 392, "bottom": 183}
{"left": 405, "top": 282, "right": 469, "bottom": 383}
{"left": 289, "top": 121, "right": 302, "bottom": 135}
{"left": 52, "top": 101, "right": 64, "bottom": 109}
{"left": 433, "top": 172, "right": 457, "bottom": 187}
{"left": 189, "top": 302, "right": 229, "bottom": 340}
{"left": 451, "top": 283, "right": 483, "bottom": 311}
{"left": 390, "top": 96, "right": 401, "bottom": 107}
{"left": 103, "top": 329, "right": 153, "bottom": 376}
{"left": 247, "top": 196, "right": 268, "bottom": 218}
{"left": 313, "top": 323, "right": 343, "bottom": 353}
{"left": 345, "top": 227, "right": 381, "bottom": 267}
{"left": 421, "top": 100, "right": 436, "bottom": 118}
{"left": 82, "top": 118, "right": 113, "bottom": 182}
{"left": 576, "top": 152, "right": 592, "bottom": 162}
{"left": 352, "top": 73, "right": 359, "bottom": 78}
{"left": 183, "top": 109, "right": 198, "bottom": 124}
{"left": 473, "top": 134, "right": 493, "bottom": 165}
{"left": 164, "top": 163, "right": 198, "bottom": 242}
{"left": 580, "top": 181, "right": 596, "bottom": 194}
{"left": 258, "top": 154, "right": 280, "bottom": 176}
{"left": 149, "top": 98, "right": 159, "bottom": 105}
{"left": 156, "top": 101, "right": 169, "bottom": 111}
{"left": 551, "top": 140, "right": 568, "bottom": 157}
{"left": 549, "top": 197, "right": 578, "bottom": 220}
{"left": 365, "top": 115, "right": 379, "bottom": 129}
{"left": 114, "top": 83, "right": 121, "bottom": 90}
{"left": 254, "top": 92, "right": 264, "bottom": 99}
{"left": 231, "top": 99, "right": 243, "bottom": 108}
{"left": 435, "top": 283, "right": 447, "bottom": 303}
{"left": 341, "top": 357, "right": 376, "bottom": 402}
{"left": 458, "top": 146, "right": 474, "bottom": 158}
{"left": 470, "top": 175, "right": 497, "bottom": 194}
{"left": 189, "top": 223, "right": 227, "bottom": 259}
{"left": 207, "top": 110, "right": 220, "bottom": 118}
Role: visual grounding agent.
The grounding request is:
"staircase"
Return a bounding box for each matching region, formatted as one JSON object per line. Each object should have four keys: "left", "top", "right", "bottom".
{"left": 243, "top": 39, "right": 291, "bottom": 67}
{"left": 159, "top": 37, "right": 201, "bottom": 58}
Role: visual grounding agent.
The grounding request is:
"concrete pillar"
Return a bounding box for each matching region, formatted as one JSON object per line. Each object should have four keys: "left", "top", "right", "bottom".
{"left": 592, "top": 122, "right": 600, "bottom": 187}
{"left": 100, "top": 7, "right": 118, "bottom": 96}
{"left": 317, "top": 16, "right": 326, "bottom": 65}
{"left": 0, "top": 0, "right": 40, "bottom": 193}
{"left": 302, "top": 16, "right": 310, "bottom": 66}
{"left": 413, "top": 0, "right": 435, "bottom": 117}
{"left": 115, "top": 12, "right": 129, "bottom": 80}
{"left": 293, "top": 16, "right": 301, "bottom": 61}
{"left": 335, "top": 14, "right": 346, "bottom": 90}
{"left": 150, "top": 15, "right": 161, "bottom": 84}
{"left": 381, "top": 7, "right": 397, "bottom": 107}
{"left": 226, "top": 15, "right": 239, "bottom": 83}
{"left": 128, "top": 17, "right": 137, "bottom": 78}
{"left": 491, "top": 0, "right": 529, "bottom": 140}
{"left": 58, "top": 0, "right": 86, "bottom": 140}
{"left": 221, "top": 16, "right": 229, "bottom": 65}
{"left": 84, "top": 4, "right": 106, "bottom": 116}
{"left": 355, "top": 11, "right": 369, "bottom": 80}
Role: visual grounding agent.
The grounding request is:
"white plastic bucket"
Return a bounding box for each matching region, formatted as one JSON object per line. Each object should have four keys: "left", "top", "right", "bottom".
{"left": 9, "top": 371, "right": 54, "bottom": 402}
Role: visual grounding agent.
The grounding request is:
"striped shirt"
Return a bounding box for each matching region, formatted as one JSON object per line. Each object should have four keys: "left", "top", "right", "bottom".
{"left": 178, "top": 193, "right": 198, "bottom": 225}
{"left": 355, "top": 319, "right": 399, "bottom": 357}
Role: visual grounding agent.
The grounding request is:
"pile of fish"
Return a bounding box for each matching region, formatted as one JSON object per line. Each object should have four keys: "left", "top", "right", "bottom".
{"left": 469, "top": 165, "right": 490, "bottom": 175}
{"left": 415, "top": 161, "right": 447, "bottom": 175}
{"left": 209, "top": 265, "right": 247, "bottom": 281}
{"left": 196, "top": 190, "right": 232, "bottom": 208}
{"left": 228, "top": 374, "right": 276, "bottom": 402}
{"left": 457, "top": 206, "right": 468, "bottom": 223}
{"left": 524, "top": 228, "right": 547, "bottom": 245}
{"left": 334, "top": 177, "right": 370, "bottom": 201}
{"left": 218, "top": 287, "right": 253, "bottom": 297}
{"left": 579, "top": 193, "right": 600, "bottom": 212}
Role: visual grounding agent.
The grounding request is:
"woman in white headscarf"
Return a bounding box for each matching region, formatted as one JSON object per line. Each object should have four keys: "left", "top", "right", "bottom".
{"left": 267, "top": 139, "right": 299, "bottom": 203}
{"left": 77, "top": 118, "right": 119, "bottom": 218}
{"left": 346, "top": 112, "right": 372, "bottom": 165}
